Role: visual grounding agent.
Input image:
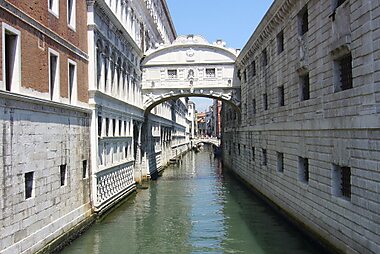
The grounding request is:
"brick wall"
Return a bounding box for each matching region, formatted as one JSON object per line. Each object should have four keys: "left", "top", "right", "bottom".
{"left": 0, "top": 1, "right": 88, "bottom": 103}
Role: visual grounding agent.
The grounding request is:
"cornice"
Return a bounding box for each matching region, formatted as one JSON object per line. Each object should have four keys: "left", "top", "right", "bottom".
{"left": 237, "top": 0, "right": 296, "bottom": 68}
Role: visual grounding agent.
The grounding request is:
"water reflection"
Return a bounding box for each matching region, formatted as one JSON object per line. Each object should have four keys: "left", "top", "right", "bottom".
{"left": 60, "top": 146, "right": 328, "bottom": 254}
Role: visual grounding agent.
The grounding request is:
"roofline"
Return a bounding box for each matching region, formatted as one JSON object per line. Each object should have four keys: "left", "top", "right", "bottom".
{"left": 160, "top": 0, "right": 177, "bottom": 39}
{"left": 238, "top": 0, "right": 295, "bottom": 65}
{"left": 142, "top": 43, "right": 237, "bottom": 65}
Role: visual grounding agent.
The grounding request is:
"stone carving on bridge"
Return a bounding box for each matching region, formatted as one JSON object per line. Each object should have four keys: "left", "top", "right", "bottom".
{"left": 141, "top": 35, "right": 241, "bottom": 113}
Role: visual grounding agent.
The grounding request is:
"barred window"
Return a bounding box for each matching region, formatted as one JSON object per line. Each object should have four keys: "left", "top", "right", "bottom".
{"left": 206, "top": 68, "right": 216, "bottom": 78}
{"left": 298, "top": 157, "right": 309, "bottom": 183}
{"left": 333, "top": 165, "right": 351, "bottom": 200}
{"left": 335, "top": 53, "right": 353, "bottom": 92}
{"left": 167, "top": 69, "right": 177, "bottom": 79}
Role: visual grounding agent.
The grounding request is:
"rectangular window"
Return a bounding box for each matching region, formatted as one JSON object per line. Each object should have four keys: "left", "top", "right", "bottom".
{"left": 119, "top": 120, "right": 122, "bottom": 136}
{"left": 67, "top": 0, "right": 76, "bottom": 30}
{"left": 206, "top": 68, "right": 216, "bottom": 78}
{"left": 335, "top": 53, "right": 353, "bottom": 92}
{"left": 299, "top": 6, "right": 309, "bottom": 36}
{"left": 277, "top": 152, "right": 284, "bottom": 172}
{"left": 252, "top": 147, "right": 255, "bottom": 161}
{"left": 49, "top": 49, "right": 59, "bottom": 101}
{"left": 277, "top": 30, "right": 284, "bottom": 54}
{"left": 82, "top": 160, "right": 87, "bottom": 179}
{"left": 60, "top": 164, "right": 67, "bottom": 186}
{"left": 25, "top": 172, "right": 34, "bottom": 199}
{"left": 263, "top": 93, "right": 268, "bottom": 110}
{"left": 300, "top": 73, "right": 310, "bottom": 101}
{"left": 48, "top": 0, "right": 59, "bottom": 17}
{"left": 3, "top": 24, "right": 21, "bottom": 92}
{"left": 112, "top": 119, "right": 116, "bottom": 136}
{"left": 332, "top": 165, "right": 351, "bottom": 200}
{"left": 68, "top": 61, "right": 76, "bottom": 104}
{"left": 251, "top": 61, "right": 256, "bottom": 76}
{"left": 238, "top": 144, "right": 241, "bottom": 155}
{"left": 262, "top": 48, "right": 268, "bottom": 66}
{"left": 298, "top": 157, "right": 309, "bottom": 183}
{"left": 98, "top": 116, "right": 102, "bottom": 137}
{"left": 167, "top": 69, "right": 177, "bottom": 79}
{"left": 105, "top": 118, "right": 109, "bottom": 136}
{"left": 278, "top": 86, "right": 285, "bottom": 106}
{"left": 252, "top": 99, "right": 256, "bottom": 115}
{"left": 262, "top": 149, "right": 267, "bottom": 166}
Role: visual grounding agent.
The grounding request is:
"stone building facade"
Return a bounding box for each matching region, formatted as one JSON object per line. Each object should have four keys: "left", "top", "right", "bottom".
{"left": 86, "top": 0, "right": 191, "bottom": 213}
{"left": 223, "top": 0, "right": 380, "bottom": 253}
{"left": 0, "top": 0, "right": 91, "bottom": 253}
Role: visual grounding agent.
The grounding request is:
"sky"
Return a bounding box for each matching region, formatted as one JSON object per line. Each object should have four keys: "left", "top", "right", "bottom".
{"left": 165, "top": 0, "right": 274, "bottom": 112}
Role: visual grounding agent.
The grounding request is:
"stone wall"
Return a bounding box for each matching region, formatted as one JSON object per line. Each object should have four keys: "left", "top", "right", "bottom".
{"left": 0, "top": 92, "right": 92, "bottom": 253}
{"left": 223, "top": 0, "right": 380, "bottom": 253}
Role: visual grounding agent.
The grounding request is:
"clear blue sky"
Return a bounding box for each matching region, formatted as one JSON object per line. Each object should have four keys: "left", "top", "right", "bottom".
{"left": 166, "top": 0, "right": 274, "bottom": 112}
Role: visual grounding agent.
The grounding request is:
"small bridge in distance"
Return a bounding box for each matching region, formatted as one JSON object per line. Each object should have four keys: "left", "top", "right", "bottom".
{"left": 192, "top": 137, "right": 221, "bottom": 147}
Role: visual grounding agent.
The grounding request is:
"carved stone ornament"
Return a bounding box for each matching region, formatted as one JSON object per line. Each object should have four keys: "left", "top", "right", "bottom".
{"left": 186, "top": 48, "right": 195, "bottom": 57}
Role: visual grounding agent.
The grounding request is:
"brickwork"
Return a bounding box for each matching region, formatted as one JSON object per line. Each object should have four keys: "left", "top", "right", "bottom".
{"left": 0, "top": 1, "right": 88, "bottom": 103}
{"left": 223, "top": 0, "right": 380, "bottom": 253}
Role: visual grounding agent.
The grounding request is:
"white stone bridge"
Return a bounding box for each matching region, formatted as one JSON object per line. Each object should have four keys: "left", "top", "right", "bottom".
{"left": 192, "top": 137, "right": 221, "bottom": 147}
{"left": 141, "top": 35, "right": 241, "bottom": 115}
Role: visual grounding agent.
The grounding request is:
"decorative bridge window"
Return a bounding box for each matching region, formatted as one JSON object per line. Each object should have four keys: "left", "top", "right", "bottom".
{"left": 167, "top": 69, "right": 177, "bottom": 79}
{"left": 205, "top": 68, "right": 216, "bottom": 78}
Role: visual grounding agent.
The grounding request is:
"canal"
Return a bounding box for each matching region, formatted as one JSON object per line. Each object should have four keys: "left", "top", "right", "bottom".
{"left": 60, "top": 146, "right": 328, "bottom": 254}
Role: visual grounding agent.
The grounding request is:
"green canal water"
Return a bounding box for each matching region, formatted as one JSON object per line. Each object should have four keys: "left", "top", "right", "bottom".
{"left": 60, "top": 146, "right": 328, "bottom": 254}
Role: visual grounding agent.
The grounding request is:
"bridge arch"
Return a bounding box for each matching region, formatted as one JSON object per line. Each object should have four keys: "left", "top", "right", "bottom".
{"left": 141, "top": 35, "right": 241, "bottom": 116}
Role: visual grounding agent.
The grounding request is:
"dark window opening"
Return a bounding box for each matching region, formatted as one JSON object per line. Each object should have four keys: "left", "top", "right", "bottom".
{"left": 5, "top": 31, "right": 18, "bottom": 91}
{"left": 98, "top": 116, "right": 102, "bottom": 137}
{"left": 336, "top": 53, "right": 353, "bottom": 91}
{"left": 119, "top": 120, "right": 122, "bottom": 136}
{"left": 238, "top": 144, "right": 241, "bottom": 155}
{"left": 112, "top": 119, "right": 116, "bottom": 136}
{"left": 299, "top": 157, "right": 309, "bottom": 183}
{"left": 263, "top": 93, "right": 268, "bottom": 110}
{"left": 49, "top": 53, "right": 58, "bottom": 100}
{"left": 252, "top": 147, "right": 255, "bottom": 161}
{"left": 252, "top": 99, "right": 256, "bottom": 115}
{"left": 60, "top": 164, "right": 67, "bottom": 186}
{"left": 299, "top": 6, "right": 309, "bottom": 36}
{"left": 252, "top": 61, "right": 256, "bottom": 76}
{"left": 278, "top": 86, "right": 285, "bottom": 106}
{"left": 300, "top": 73, "right": 310, "bottom": 101}
{"left": 333, "top": 165, "right": 351, "bottom": 199}
{"left": 68, "top": 63, "right": 75, "bottom": 103}
{"left": 277, "top": 152, "right": 284, "bottom": 172}
{"left": 105, "top": 118, "right": 109, "bottom": 136}
{"left": 262, "top": 49, "right": 268, "bottom": 66}
{"left": 82, "top": 160, "right": 87, "bottom": 179}
{"left": 262, "top": 149, "right": 267, "bottom": 166}
{"left": 277, "top": 30, "right": 284, "bottom": 54}
{"left": 25, "top": 172, "right": 34, "bottom": 199}
{"left": 336, "top": 0, "right": 346, "bottom": 8}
